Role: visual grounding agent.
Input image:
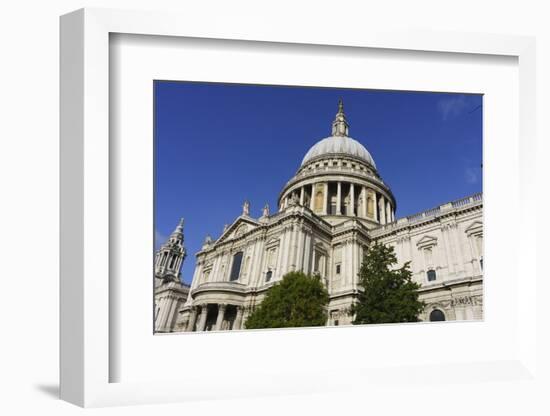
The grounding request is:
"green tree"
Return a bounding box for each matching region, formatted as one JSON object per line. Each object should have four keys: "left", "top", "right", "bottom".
{"left": 245, "top": 271, "right": 329, "bottom": 329}
{"left": 351, "top": 242, "right": 425, "bottom": 324}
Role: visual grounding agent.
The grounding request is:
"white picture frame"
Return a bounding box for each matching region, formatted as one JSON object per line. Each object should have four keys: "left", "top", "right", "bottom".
{"left": 60, "top": 8, "right": 538, "bottom": 408}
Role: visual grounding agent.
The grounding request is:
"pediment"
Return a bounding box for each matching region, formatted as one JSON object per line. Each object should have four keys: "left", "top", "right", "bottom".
{"left": 416, "top": 235, "right": 438, "bottom": 248}
{"left": 217, "top": 216, "right": 261, "bottom": 243}
{"left": 465, "top": 221, "right": 483, "bottom": 236}
{"left": 266, "top": 237, "right": 280, "bottom": 247}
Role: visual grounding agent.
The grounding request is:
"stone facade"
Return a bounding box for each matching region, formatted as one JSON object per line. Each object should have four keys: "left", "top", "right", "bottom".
{"left": 156, "top": 100, "right": 484, "bottom": 333}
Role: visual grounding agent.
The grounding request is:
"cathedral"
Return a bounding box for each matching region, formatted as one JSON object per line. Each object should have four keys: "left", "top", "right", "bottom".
{"left": 154, "top": 100, "right": 483, "bottom": 333}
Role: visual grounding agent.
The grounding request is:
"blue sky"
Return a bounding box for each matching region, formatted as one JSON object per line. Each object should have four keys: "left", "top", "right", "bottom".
{"left": 155, "top": 81, "right": 482, "bottom": 284}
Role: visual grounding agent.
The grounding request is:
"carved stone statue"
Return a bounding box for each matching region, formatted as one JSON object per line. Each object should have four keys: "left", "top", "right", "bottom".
{"left": 242, "top": 200, "right": 250, "bottom": 216}
{"left": 262, "top": 203, "right": 270, "bottom": 217}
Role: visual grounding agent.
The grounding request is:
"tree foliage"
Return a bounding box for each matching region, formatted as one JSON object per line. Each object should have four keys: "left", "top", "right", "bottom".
{"left": 351, "top": 242, "right": 425, "bottom": 324}
{"left": 244, "top": 271, "right": 329, "bottom": 329}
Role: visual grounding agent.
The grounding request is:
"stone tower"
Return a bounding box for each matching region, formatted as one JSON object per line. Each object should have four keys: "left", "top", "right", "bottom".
{"left": 154, "top": 218, "right": 190, "bottom": 333}
{"left": 155, "top": 218, "right": 187, "bottom": 286}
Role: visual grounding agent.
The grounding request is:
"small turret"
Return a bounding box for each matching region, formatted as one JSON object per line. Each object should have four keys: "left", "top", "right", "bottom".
{"left": 155, "top": 217, "right": 187, "bottom": 283}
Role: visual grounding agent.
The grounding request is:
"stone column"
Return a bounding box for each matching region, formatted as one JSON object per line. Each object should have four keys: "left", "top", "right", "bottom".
{"left": 280, "top": 226, "right": 292, "bottom": 276}
{"left": 162, "top": 297, "right": 175, "bottom": 331}
{"left": 214, "top": 304, "right": 226, "bottom": 331}
{"left": 454, "top": 307, "right": 465, "bottom": 320}
{"left": 234, "top": 306, "right": 244, "bottom": 330}
{"left": 309, "top": 184, "right": 315, "bottom": 211}
{"left": 473, "top": 298, "right": 483, "bottom": 320}
{"left": 303, "top": 232, "right": 312, "bottom": 274}
{"left": 166, "top": 298, "right": 179, "bottom": 331}
{"left": 187, "top": 307, "right": 198, "bottom": 331}
{"left": 155, "top": 297, "right": 167, "bottom": 331}
{"left": 441, "top": 224, "right": 455, "bottom": 276}
{"left": 386, "top": 200, "right": 391, "bottom": 223}
{"left": 296, "top": 226, "right": 305, "bottom": 271}
{"left": 351, "top": 238, "right": 356, "bottom": 287}
{"left": 373, "top": 192, "right": 379, "bottom": 222}
{"left": 275, "top": 233, "right": 285, "bottom": 279}
{"left": 350, "top": 183, "right": 355, "bottom": 216}
{"left": 450, "top": 223, "right": 465, "bottom": 276}
{"left": 289, "top": 223, "right": 299, "bottom": 271}
{"left": 299, "top": 187, "right": 305, "bottom": 205}
{"left": 336, "top": 182, "right": 341, "bottom": 215}
{"left": 322, "top": 183, "right": 328, "bottom": 215}
{"left": 361, "top": 187, "right": 367, "bottom": 218}
{"left": 466, "top": 235, "right": 479, "bottom": 275}
{"left": 345, "top": 241, "right": 352, "bottom": 287}
{"left": 379, "top": 195, "right": 386, "bottom": 225}
{"left": 197, "top": 304, "right": 208, "bottom": 331}
{"left": 249, "top": 238, "right": 262, "bottom": 287}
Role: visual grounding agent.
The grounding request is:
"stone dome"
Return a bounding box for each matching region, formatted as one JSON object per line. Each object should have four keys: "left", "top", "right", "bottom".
{"left": 301, "top": 135, "right": 376, "bottom": 168}
{"left": 300, "top": 99, "right": 376, "bottom": 169}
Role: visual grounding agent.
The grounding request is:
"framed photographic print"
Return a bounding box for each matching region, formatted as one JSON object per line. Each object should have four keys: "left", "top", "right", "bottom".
{"left": 152, "top": 82, "right": 483, "bottom": 335}
{"left": 60, "top": 7, "right": 538, "bottom": 408}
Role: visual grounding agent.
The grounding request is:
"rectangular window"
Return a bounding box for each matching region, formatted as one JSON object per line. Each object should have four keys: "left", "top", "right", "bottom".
{"left": 229, "top": 252, "right": 243, "bottom": 281}
{"left": 336, "top": 264, "right": 341, "bottom": 275}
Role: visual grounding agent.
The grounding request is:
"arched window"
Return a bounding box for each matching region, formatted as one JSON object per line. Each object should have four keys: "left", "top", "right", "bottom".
{"left": 427, "top": 269, "right": 437, "bottom": 282}
{"left": 314, "top": 190, "right": 324, "bottom": 212}
{"left": 429, "top": 309, "right": 446, "bottom": 321}
{"left": 229, "top": 252, "right": 243, "bottom": 281}
{"left": 265, "top": 270, "right": 273, "bottom": 282}
{"left": 367, "top": 195, "right": 374, "bottom": 217}
{"left": 169, "top": 255, "right": 176, "bottom": 268}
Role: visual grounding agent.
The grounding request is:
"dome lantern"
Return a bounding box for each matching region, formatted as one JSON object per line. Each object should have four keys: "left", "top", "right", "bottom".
{"left": 300, "top": 100, "right": 376, "bottom": 169}
{"left": 331, "top": 98, "right": 349, "bottom": 137}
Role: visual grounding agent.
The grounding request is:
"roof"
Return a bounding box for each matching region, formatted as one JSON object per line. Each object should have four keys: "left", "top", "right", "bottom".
{"left": 301, "top": 135, "right": 377, "bottom": 168}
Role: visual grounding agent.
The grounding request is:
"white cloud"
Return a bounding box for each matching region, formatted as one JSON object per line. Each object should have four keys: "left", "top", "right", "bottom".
{"left": 437, "top": 95, "right": 469, "bottom": 121}
{"left": 465, "top": 167, "right": 478, "bottom": 184}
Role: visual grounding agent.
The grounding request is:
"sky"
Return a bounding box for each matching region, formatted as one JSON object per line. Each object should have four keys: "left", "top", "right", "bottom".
{"left": 154, "top": 81, "right": 482, "bottom": 284}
